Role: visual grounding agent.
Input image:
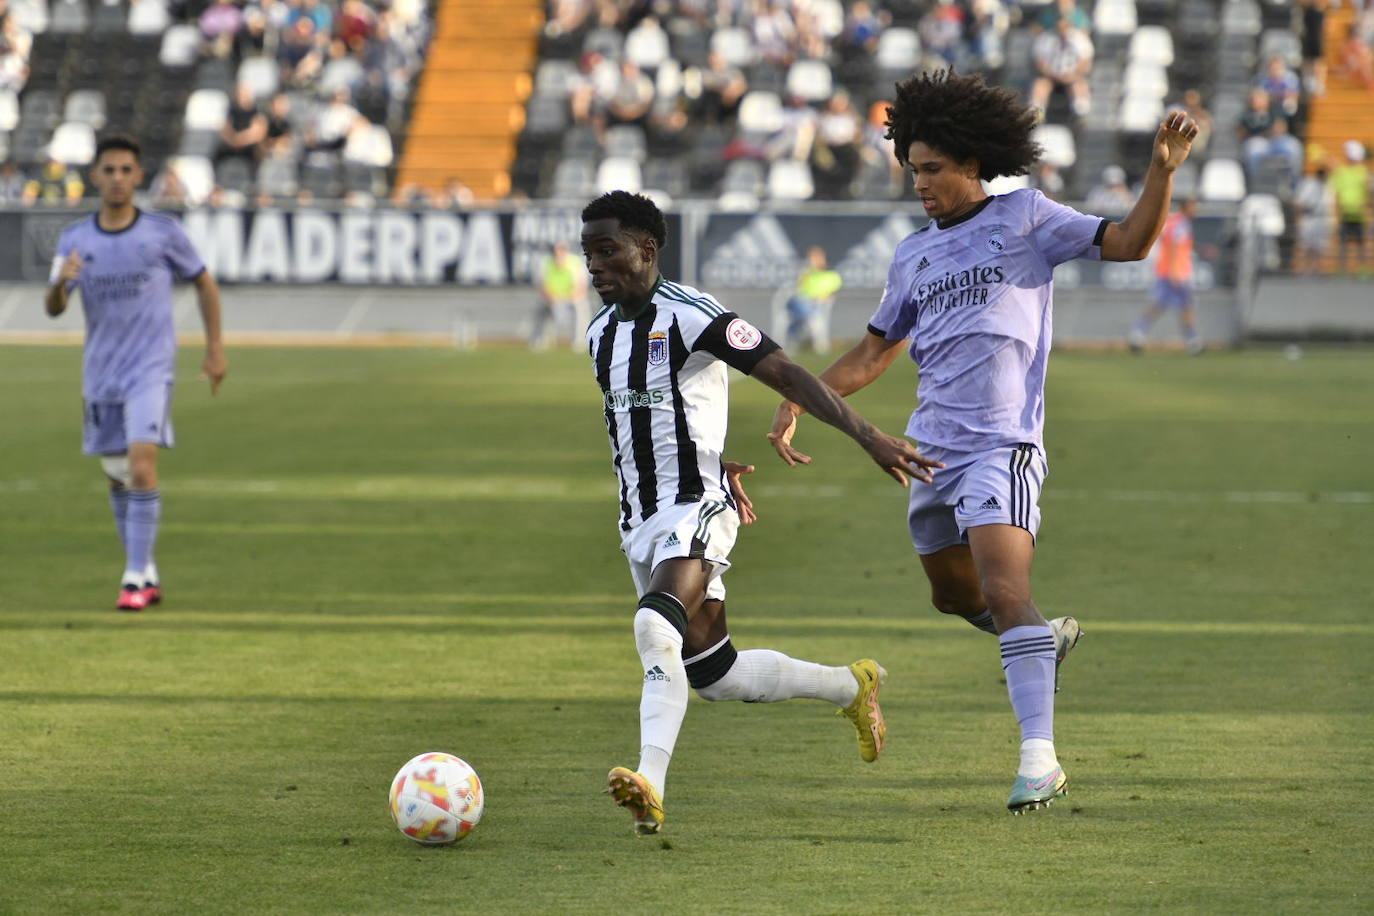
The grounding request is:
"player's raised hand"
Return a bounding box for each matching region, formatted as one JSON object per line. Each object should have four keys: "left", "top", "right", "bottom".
{"left": 766, "top": 401, "right": 812, "bottom": 467}
{"left": 200, "top": 347, "right": 228, "bottom": 395}
{"left": 60, "top": 250, "right": 83, "bottom": 283}
{"left": 723, "top": 460, "right": 757, "bottom": 525}
{"left": 862, "top": 432, "right": 944, "bottom": 488}
{"left": 1153, "top": 111, "right": 1199, "bottom": 173}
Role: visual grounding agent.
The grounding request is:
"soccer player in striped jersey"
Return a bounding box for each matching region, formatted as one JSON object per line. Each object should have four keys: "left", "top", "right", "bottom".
{"left": 583, "top": 191, "right": 943, "bottom": 835}
{"left": 45, "top": 135, "right": 228, "bottom": 611}
{"left": 768, "top": 71, "right": 1199, "bottom": 813}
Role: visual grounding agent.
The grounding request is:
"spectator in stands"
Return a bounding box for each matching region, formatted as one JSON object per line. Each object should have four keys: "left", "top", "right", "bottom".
{"left": 216, "top": 83, "right": 268, "bottom": 172}
{"left": 1337, "top": 22, "right": 1374, "bottom": 92}
{"left": 1298, "top": 0, "right": 1329, "bottom": 95}
{"left": 148, "top": 164, "right": 188, "bottom": 209}
{"left": 768, "top": 93, "right": 818, "bottom": 162}
{"left": 810, "top": 89, "right": 863, "bottom": 199}
{"left": 969, "top": 0, "right": 1010, "bottom": 74}
{"left": 1028, "top": 14, "right": 1093, "bottom": 119}
{"left": 199, "top": 0, "right": 243, "bottom": 57}
{"left": 1236, "top": 87, "right": 1304, "bottom": 185}
{"left": 1256, "top": 55, "right": 1302, "bottom": 119}
{"left": 236, "top": 3, "right": 269, "bottom": 60}
{"left": 362, "top": 11, "right": 410, "bottom": 110}
{"left": 1331, "top": 140, "right": 1371, "bottom": 271}
{"left": 919, "top": 0, "right": 968, "bottom": 70}
{"left": 860, "top": 98, "right": 903, "bottom": 196}
{"left": 546, "top": 0, "right": 593, "bottom": 38}
{"left": 306, "top": 87, "right": 361, "bottom": 156}
{"left": 290, "top": 0, "right": 333, "bottom": 39}
{"left": 0, "top": 11, "right": 30, "bottom": 92}
{"left": 1035, "top": 0, "right": 1090, "bottom": 34}
{"left": 569, "top": 50, "right": 616, "bottom": 126}
{"left": 0, "top": 159, "right": 25, "bottom": 202}
{"left": 278, "top": 16, "right": 324, "bottom": 88}
{"left": 1085, "top": 165, "right": 1135, "bottom": 218}
{"left": 337, "top": 0, "right": 376, "bottom": 52}
{"left": 752, "top": 0, "right": 797, "bottom": 67}
{"left": 602, "top": 59, "right": 654, "bottom": 132}
{"left": 841, "top": 1, "right": 886, "bottom": 54}
{"left": 261, "top": 92, "right": 294, "bottom": 157}
{"left": 1169, "top": 89, "right": 1214, "bottom": 156}
{"left": 1293, "top": 158, "right": 1336, "bottom": 273}
{"left": 694, "top": 51, "right": 748, "bottom": 125}
{"left": 22, "top": 157, "right": 83, "bottom": 206}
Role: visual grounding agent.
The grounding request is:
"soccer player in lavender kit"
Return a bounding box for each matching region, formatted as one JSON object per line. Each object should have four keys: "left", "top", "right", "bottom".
{"left": 769, "top": 71, "right": 1199, "bottom": 813}
{"left": 45, "top": 135, "right": 228, "bottom": 611}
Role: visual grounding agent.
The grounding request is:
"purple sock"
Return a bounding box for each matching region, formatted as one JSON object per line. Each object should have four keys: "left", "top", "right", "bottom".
{"left": 125, "top": 489, "right": 161, "bottom": 579}
{"left": 999, "top": 625, "right": 1056, "bottom": 742}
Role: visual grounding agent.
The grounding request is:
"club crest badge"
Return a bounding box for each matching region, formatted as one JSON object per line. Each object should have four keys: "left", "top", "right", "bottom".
{"left": 647, "top": 330, "right": 669, "bottom": 366}
{"left": 986, "top": 225, "right": 1007, "bottom": 253}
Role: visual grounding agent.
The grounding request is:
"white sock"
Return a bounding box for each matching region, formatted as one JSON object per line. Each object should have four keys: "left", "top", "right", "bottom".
{"left": 632, "top": 607, "right": 687, "bottom": 795}
{"left": 144, "top": 561, "right": 159, "bottom": 586}
{"left": 695, "top": 649, "right": 857, "bottom": 706}
{"left": 1019, "top": 737, "right": 1059, "bottom": 777}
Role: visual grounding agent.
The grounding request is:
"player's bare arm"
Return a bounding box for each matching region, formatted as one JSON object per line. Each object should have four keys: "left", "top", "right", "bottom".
{"left": 194, "top": 270, "right": 228, "bottom": 395}
{"left": 1102, "top": 112, "right": 1200, "bottom": 261}
{"left": 44, "top": 250, "right": 82, "bottom": 317}
{"left": 768, "top": 331, "right": 908, "bottom": 466}
{"left": 751, "top": 348, "right": 941, "bottom": 486}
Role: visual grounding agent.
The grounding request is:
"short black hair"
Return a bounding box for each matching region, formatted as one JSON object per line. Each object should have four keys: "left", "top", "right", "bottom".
{"left": 885, "top": 70, "right": 1041, "bottom": 181}
{"left": 581, "top": 190, "right": 668, "bottom": 249}
{"left": 94, "top": 134, "right": 142, "bottom": 164}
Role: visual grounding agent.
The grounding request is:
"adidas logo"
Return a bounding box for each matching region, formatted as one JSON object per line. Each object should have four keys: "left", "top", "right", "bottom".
{"left": 644, "top": 665, "right": 670, "bottom": 682}
{"left": 663, "top": 532, "right": 679, "bottom": 548}
{"left": 701, "top": 215, "right": 799, "bottom": 287}
{"left": 978, "top": 496, "right": 1001, "bottom": 510}
{"left": 837, "top": 213, "right": 922, "bottom": 287}
{"left": 914, "top": 256, "right": 931, "bottom": 272}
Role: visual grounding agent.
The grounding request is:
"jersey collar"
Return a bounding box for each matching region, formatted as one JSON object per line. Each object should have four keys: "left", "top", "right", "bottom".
{"left": 95, "top": 207, "right": 142, "bottom": 235}
{"left": 615, "top": 275, "right": 663, "bottom": 322}
{"left": 934, "top": 195, "right": 995, "bottom": 231}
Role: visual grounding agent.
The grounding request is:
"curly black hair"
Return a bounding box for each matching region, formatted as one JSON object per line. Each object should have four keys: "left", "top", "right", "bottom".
{"left": 581, "top": 190, "right": 668, "bottom": 249}
{"left": 885, "top": 70, "right": 1042, "bottom": 181}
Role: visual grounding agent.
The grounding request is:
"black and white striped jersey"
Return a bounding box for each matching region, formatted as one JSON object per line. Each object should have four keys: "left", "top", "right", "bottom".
{"left": 587, "top": 277, "right": 780, "bottom": 531}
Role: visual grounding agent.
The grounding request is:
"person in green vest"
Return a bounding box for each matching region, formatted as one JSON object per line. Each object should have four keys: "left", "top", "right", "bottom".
{"left": 530, "top": 241, "right": 589, "bottom": 351}
{"left": 786, "top": 245, "right": 843, "bottom": 353}
{"left": 1330, "top": 140, "right": 1371, "bottom": 273}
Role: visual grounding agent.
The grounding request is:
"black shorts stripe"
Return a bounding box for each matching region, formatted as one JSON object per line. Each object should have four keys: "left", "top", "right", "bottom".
{"left": 1009, "top": 444, "right": 1034, "bottom": 531}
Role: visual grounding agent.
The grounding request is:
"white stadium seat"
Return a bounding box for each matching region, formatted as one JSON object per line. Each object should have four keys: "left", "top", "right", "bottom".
{"left": 127, "top": 0, "right": 169, "bottom": 34}
{"left": 1093, "top": 0, "right": 1137, "bottom": 36}
{"left": 710, "top": 27, "right": 755, "bottom": 68}
{"left": 1123, "top": 61, "right": 1169, "bottom": 101}
{"left": 737, "top": 90, "right": 783, "bottom": 134}
{"left": 1239, "top": 193, "right": 1285, "bottom": 235}
{"left": 876, "top": 27, "right": 921, "bottom": 71}
{"left": 1128, "top": 26, "right": 1174, "bottom": 67}
{"left": 1118, "top": 91, "right": 1164, "bottom": 132}
{"left": 767, "top": 159, "right": 813, "bottom": 200}
{"left": 1033, "top": 123, "right": 1076, "bottom": 169}
{"left": 49, "top": 121, "right": 96, "bottom": 165}
{"left": 159, "top": 24, "right": 200, "bottom": 67}
{"left": 167, "top": 155, "right": 214, "bottom": 205}
{"left": 237, "top": 56, "right": 280, "bottom": 100}
{"left": 1200, "top": 158, "right": 1247, "bottom": 202}
{"left": 785, "top": 59, "right": 833, "bottom": 102}
{"left": 596, "top": 156, "right": 643, "bottom": 194}
{"left": 183, "top": 88, "right": 230, "bottom": 130}
{"left": 0, "top": 90, "right": 19, "bottom": 131}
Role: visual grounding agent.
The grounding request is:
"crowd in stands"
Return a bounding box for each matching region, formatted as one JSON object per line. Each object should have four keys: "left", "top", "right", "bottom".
{"left": 0, "top": 0, "right": 431, "bottom": 208}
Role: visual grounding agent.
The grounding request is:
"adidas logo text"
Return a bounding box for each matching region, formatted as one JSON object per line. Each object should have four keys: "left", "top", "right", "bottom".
{"left": 663, "top": 532, "right": 679, "bottom": 547}
{"left": 914, "top": 256, "right": 930, "bottom": 272}
{"left": 644, "top": 665, "right": 670, "bottom": 682}
{"left": 978, "top": 496, "right": 1001, "bottom": 510}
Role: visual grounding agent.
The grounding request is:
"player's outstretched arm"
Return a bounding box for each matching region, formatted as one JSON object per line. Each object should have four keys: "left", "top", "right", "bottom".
{"left": 752, "top": 349, "right": 942, "bottom": 487}
{"left": 1102, "top": 111, "right": 1200, "bottom": 261}
{"left": 194, "top": 271, "right": 228, "bottom": 395}
{"left": 767, "top": 331, "right": 907, "bottom": 467}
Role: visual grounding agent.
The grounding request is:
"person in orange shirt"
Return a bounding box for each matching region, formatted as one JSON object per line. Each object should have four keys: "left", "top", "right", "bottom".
{"left": 1128, "top": 197, "right": 1202, "bottom": 355}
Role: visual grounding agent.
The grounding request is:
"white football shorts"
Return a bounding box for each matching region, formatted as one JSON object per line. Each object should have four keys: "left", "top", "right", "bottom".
{"left": 907, "top": 442, "right": 1048, "bottom": 555}
{"left": 620, "top": 498, "right": 740, "bottom": 601}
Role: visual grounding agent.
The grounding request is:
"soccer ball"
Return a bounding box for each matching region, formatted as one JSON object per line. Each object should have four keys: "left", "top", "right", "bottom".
{"left": 388, "top": 752, "right": 484, "bottom": 845}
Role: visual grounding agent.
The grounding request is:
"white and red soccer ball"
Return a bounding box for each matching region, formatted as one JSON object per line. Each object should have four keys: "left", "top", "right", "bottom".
{"left": 388, "top": 752, "right": 484, "bottom": 845}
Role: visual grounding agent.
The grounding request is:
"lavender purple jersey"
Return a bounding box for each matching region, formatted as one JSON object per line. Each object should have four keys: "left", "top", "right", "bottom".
{"left": 50, "top": 210, "right": 206, "bottom": 402}
{"left": 868, "top": 189, "right": 1108, "bottom": 452}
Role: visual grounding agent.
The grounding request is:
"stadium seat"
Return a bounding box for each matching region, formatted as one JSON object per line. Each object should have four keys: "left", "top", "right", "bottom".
{"left": 785, "top": 60, "right": 833, "bottom": 103}
{"left": 624, "top": 17, "right": 669, "bottom": 70}
{"left": 49, "top": 121, "right": 96, "bottom": 165}
{"left": 48, "top": 0, "right": 89, "bottom": 33}
{"left": 91, "top": 0, "right": 127, "bottom": 32}
{"left": 654, "top": 58, "right": 682, "bottom": 99}
{"left": 237, "top": 57, "right": 280, "bottom": 100}
{"left": 550, "top": 157, "right": 595, "bottom": 198}
{"left": 560, "top": 124, "right": 599, "bottom": 158}
{"left": 20, "top": 90, "right": 62, "bottom": 130}
{"left": 1238, "top": 192, "right": 1284, "bottom": 235}
{"left": 257, "top": 152, "right": 298, "bottom": 197}
{"left": 985, "top": 173, "right": 1031, "bottom": 195}
{"left": 1092, "top": 0, "right": 1137, "bottom": 36}
{"left": 642, "top": 157, "right": 687, "bottom": 198}
{"left": 1221, "top": 0, "right": 1261, "bottom": 36}
{"left": 737, "top": 90, "right": 783, "bottom": 136}
{"left": 1032, "top": 123, "right": 1076, "bottom": 169}
{"left": 1258, "top": 28, "right": 1302, "bottom": 68}
{"left": 1128, "top": 25, "right": 1174, "bottom": 67}
{"left": 534, "top": 60, "right": 575, "bottom": 99}
{"left": 298, "top": 156, "right": 340, "bottom": 200}
{"left": 127, "top": 0, "right": 168, "bottom": 34}
{"left": 159, "top": 24, "right": 200, "bottom": 68}
{"left": 810, "top": 0, "right": 845, "bottom": 38}
{"left": 767, "top": 159, "right": 813, "bottom": 200}
{"left": 1118, "top": 92, "right": 1164, "bottom": 133}
{"left": 178, "top": 128, "right": 218, "bottom": 157}
{"left": 876, "top": 28, "right": 921, "bottom": 72}
{"left": 11, "top": 0, "right": 51, "bottom": 34}
{"left": 215, "top": 156, "right": 253, "bottom": 194}
{"left": 11, "top": 127, "right": 49, "bottom": 165}
{"left": 1172, "top": 160, "right": 1199, "bottom": 199}
{"left": 605, "top": 124, "right": 646, "bottom": 162}
{"left": 1123, "top": 61, "right": 1169, "bottom": 101}
{"left": 596, "top": 156, "right": 642, "bottom": 194}
{"left": 667, "top": 24, "right": 708, "bottom": 68}
{"left": 0, "top": 91, "right": 18, "bottom": 132}
{"left": 63, "top": 90, "right": 107, "bottom": 130}
{"left": 523, "top": 94, "right": 568, "bottom": 139}
{"left": 710, "top": 27, "right": 755, "bottom": 68}
{"left": 319, "top": 57, "right": 364, "bottom": 96}
{"left": 716, "top": 189, "right": 760, "bottom": 212}
{"left": 1199, "top": 158, "right": 1247, "bottom": 201}
{"left": 582, "top": 27, "right": 622, "bottom": 60}
{"left": 183, "top": 88, "right": 229, "bottom": 131}
{"left": 0, "top": 132, "right": 10, "bottom": 161}
{"left": 721, "top": 159, "right": 765, "bottom": 196}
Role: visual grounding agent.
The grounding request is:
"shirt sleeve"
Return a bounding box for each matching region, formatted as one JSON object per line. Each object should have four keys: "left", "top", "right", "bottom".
{"left": 866, "top": 249, "right": 918, "bottom": 341}
{"left": 691, "top": 311, "right": 780, "bottom": 375}
{"left": 1027, "top": 189, "right": 1107, "bottom": 266}
{"left": 163, "top": 217, "right": 207, "bottom": 281}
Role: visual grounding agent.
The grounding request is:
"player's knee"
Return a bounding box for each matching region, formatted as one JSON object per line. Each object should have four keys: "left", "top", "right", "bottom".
{"left": 686, "top": 638, "right": 738, "bottom": 701}
{"left": 930, "top": 589, "right": 982, "bottom": 617}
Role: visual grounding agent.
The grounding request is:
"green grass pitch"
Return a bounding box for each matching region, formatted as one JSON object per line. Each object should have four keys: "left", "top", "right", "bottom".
{"left": 1, "top": 342, "right": 1371, "bottom": 914}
